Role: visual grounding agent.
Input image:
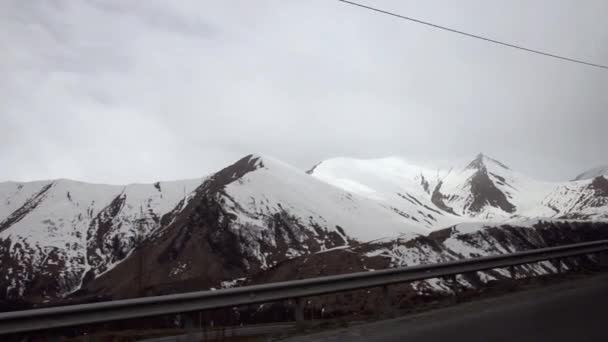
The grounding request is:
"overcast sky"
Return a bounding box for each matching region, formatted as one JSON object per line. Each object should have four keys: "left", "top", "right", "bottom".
{"left": 1, "top": 0, "right": 607, "bottom": 184}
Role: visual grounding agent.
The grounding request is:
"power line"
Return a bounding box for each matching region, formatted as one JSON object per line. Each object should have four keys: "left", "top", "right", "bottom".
{"left": 338, "top": 0, "right": 608, "bottom": 70}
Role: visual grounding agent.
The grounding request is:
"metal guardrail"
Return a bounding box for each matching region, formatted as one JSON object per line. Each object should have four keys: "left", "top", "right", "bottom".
{"left": 1, "top": 239, "right": 608, "bottom": 335}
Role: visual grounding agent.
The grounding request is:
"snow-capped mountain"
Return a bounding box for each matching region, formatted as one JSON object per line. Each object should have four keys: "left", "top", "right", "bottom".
{"left": 0, "top": 178, "right": 203, "bottom": 303}
{"left": 78, "top": 155, "right": 432, "bottom": 300}
{"left": 310, "top": 153, "right": 608, "bottom": 222}
{"left": 542, "top": 176, "right": 608, "bottom": 220}
{"left": 573, "top": 165, "right": 608, "bottom": 181}
{"left": 309, "top": 156, "right": 463, "bottom": 229}
{"left": 1, "top": 153, "right": 607, "bottom": 308}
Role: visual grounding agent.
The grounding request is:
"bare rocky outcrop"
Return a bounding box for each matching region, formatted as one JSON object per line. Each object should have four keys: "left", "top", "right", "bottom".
{"left": 431, "top": 181, "right": 458, "bottom": 215}
{"left": 467, "top": 166, "right": 516, "bottom": 214}
{"left": 0, "top": 183, "right": 53, "bottom": 234}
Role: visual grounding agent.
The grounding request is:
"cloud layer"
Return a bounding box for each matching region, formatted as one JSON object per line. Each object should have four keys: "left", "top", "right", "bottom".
{"left": 1, "top": 0, "right": 607, "bottom": 183}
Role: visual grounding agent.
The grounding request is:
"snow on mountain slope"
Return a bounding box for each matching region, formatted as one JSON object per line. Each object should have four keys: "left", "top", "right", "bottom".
{"left": 0, "top": 180, "right": 53, "bottom": 223}
{"left": 309, "top": 156, "right": 462, "bottom": 229}
{"left": 573, "top": 165, "right": 608, "bottom": 181}
{"left": 0, "top": 177, "right": 203, "bottom": 301}
{"left": 249, "top": 220, "right": 608, "bottom": 304}
{"left": 223, "top": 155, "right": 431, "bottom": 243}
{"left": 0, "top": 178, "right": 202, "bottom": 251}
{"left": 0, "top": 154, "right": 436, "bottom": 303}
{"left": 310, "top": 153, "right": 608, "bottom": 223}
{"left": 308, "top": 156, "right": 436, "bottom": 198}
{"left": 80, "top": 155, "right": 434, "bottom": 299}
{"left": 3, "top": 153, "right": 608, "bottom": 306}
{"left": 435, "top": 154, "right": 558, "bottom": 219}
{"left": 543, "top": 176, "right": 608, "bottom": 220}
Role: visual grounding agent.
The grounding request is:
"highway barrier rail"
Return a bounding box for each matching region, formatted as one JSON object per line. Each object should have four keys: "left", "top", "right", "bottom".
{"left": 2, "top": 239, "right": 608, "bottom": 335}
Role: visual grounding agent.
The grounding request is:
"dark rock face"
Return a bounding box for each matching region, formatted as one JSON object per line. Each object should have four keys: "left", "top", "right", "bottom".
{"left": 467, "top": 167, "right": 516, "bottom": 214}
{"left": 0, "top": 238, "right": 82, "bottom": 305}
{"left": 459, "top": 154, "right": 516, "bottom": 214}
{"left": 431, "top": 154, "right": 516, "bottom": 216}
{"left": 0, "top": 183, "right": 53, "bottom": 234}
{"left": 590, "top": 176, "right": 608, "bottom": 198}
{"left": 85, "top": 193, "right": 128, "bottom": 278}
{"left": 419, "top": 174, "right": 431, "bottom": 194}
{"left": 557, "top": 176, "right": 608, "bottom": 220}
{"left": 431, "top": 182, "right": 458, "bottom": 216}
{"left": 305, "top": 161, "right": 323, "bottom": 175}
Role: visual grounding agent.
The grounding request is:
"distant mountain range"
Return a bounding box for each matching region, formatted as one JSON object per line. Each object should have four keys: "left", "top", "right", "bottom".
{"left": 573, "top": 165, "right": 608, "bottom": 181}
{"left": 1, "top": 153, "right": 607, "bottom": 308}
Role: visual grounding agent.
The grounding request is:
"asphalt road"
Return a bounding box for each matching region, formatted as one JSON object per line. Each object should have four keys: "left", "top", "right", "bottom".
{"left": 284, "top": 273, "right": 608, "bottom": 342}
{"left": 141, "top": 323, "right": 296, "bottom": 341}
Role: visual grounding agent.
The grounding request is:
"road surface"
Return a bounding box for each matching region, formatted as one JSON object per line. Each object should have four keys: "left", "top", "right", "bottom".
{"left": 141, "top": 323, "right": 295, "bottom": 341}
{"left": 284, "top": 273, "right": 608, "bottom": 342}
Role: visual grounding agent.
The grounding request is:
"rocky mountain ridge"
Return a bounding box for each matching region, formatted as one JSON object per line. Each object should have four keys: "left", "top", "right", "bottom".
{"left": 1, "top": 153, "right": 607, "bottom": 308}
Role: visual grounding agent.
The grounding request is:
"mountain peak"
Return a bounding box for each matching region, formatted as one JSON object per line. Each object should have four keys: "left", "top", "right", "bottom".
{"left": 573, "top": 165, "right": 608, "bottom": 181}
{"left": 466, "top": 153, "right": 510, "bottom": 171}
{"left": 466, "top": 153, "right": 486, "bottom": 169}
{"left": 197, "top": 154, "right": 265, "bottom": 193}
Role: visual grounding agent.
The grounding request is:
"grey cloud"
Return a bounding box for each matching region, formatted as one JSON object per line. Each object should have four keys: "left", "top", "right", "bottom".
{"left": 0, "top": 0, "right": 607, "bottom": 184}
{"left": 89, "top": 0, "right": 216, "bottom": 39}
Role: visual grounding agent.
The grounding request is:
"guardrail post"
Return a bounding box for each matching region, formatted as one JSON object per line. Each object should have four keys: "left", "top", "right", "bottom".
{"left": 382, "top": 285, "right": 394, "bottom": 319}
{"left": 57, "top": 334, "right": 66, "bottom": 342}
{"left": 183, "top": 313, "right": 196, "bottom": 342}
{"left": 445, "top": 274, "right": 460, "bottom": 303}
{"left": 509, "top": 265, "right": 516, "bottom": 280}
{"left": 294, "top": 297, "right": 304, "bottom": 326}
{"left": 599, "top": 252, "right": 608, "bottom": 268}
